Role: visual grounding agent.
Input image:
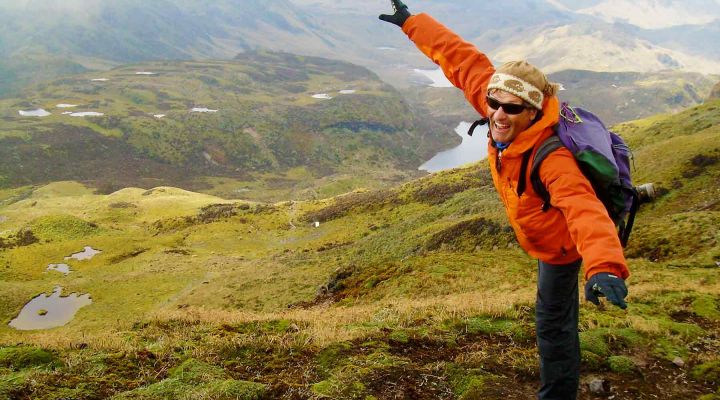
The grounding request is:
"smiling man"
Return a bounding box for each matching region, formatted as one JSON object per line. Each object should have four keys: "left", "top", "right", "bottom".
{"left": 380, "top": 1, "right": 630, "bottom": 399}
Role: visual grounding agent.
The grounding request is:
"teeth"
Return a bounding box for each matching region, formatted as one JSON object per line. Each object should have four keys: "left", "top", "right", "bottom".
{"left": 495, "top": 122, "right": 510, "bottom": 129}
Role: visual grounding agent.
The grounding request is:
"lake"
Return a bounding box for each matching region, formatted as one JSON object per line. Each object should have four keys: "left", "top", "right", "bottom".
{"left": 419, "top": 122, "right": 489, "bottom": 172}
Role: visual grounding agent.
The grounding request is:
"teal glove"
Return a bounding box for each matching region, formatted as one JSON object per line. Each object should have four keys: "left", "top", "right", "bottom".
{"left": 379, "top": 0, "right": 411, "bottom": 28}
{"left": 585, "top": 273, "right": 628, "bottom": 309}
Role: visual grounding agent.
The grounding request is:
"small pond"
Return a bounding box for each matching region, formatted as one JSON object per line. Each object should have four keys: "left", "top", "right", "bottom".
{"left": 47, "top": 264, "right": 72, "bottom": 275}
{"left": 191, "top": 107, "right": 218, "bottom": 113}
{"left": 65, "top": 246, "right": 102, "bottom": 261}
{"left": 311, "top": 94, "right": 332, "bottom": 100}
{"left": 9, "top": 287, "right": 92, "bottom": 330}
{"left": 56, "top": 104, "right": 78, "bottom": 108}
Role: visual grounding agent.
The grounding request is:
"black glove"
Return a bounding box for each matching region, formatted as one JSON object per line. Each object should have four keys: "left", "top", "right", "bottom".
{"left": 379, "top": 0, "right": 411, "bottom": 28}
{"left": 585, "top": 272, "right": 628, "bottom": 309}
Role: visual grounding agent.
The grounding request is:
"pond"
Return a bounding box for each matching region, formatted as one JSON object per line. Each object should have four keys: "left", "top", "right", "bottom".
{"left": 191, "top": 107, "right": 218, "bottom": 113}
{"left": 47, "top": 264, "right": 72, "bottom": 275}
{"left": 419, "top": 122, "right": 489, "bottom": 172}
{"left": 65, "top": 246, "right": 102, "bottom": 261}
{"left": 9, "top": 287, "right": 92, "bottom": 330}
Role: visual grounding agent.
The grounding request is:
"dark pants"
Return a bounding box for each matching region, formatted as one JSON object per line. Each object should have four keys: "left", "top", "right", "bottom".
{"left": 536, "top": 259, "right": 582, "bottom": 400}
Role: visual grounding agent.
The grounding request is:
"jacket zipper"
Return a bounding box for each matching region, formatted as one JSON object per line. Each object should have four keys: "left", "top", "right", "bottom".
{"left": 496, "top": 150, "right": 503, "bottom": 172}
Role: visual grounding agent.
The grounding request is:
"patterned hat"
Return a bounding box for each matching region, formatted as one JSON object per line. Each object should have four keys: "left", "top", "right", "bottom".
{"left": 487, "top": 61, "right": 560, "bottom": 110}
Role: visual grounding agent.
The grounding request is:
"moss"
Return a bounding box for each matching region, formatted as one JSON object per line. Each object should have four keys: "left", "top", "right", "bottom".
{"left": 464, "top": 317, "right": 528, "bottom": 340}
{"left": 692, "top": 295, "right": 720, "bottom": 321}
{"left": 608, "top": 356, "right": 637, "bottom": 374}
{"left": 0, "top": 347, "right": 55, "bottom": 370}
{"left": 194, "top": 379, "right": 266, "bottom": 400}
{"left": 652, "top": 338, "right": 689, "bottom": 361}
{"left": 580, "top": 330, "right": 610, "bottom": 358}
{"left": 168, "top": 358, "right": 227, "bottom": 384}
{"left": 693, "top": 360, "right": 720, "bottom": 383}
{"left": 114, "top": 378, "right": 266, "bottom": 400}
{"left": 316, "top": 342, "right": 353, "bottom": 376}
{"left": 388, "top": 330, "right": 410, "bottom": 344}
{"left": 445, "top": 364, "right": 489, "bottom": 398}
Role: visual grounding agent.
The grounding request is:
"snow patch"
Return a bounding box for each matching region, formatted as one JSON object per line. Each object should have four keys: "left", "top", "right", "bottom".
{"left": 339, "top": 90, "right": 356, "bottom": 94}
{"left": 18, "top": 109, "right": 51, "bottom": 117}
{"left": 69, "top": 112, "right": 104, "bottom": 117}
{"left": 191, "top": 107, "right": 218, "bottom": 113}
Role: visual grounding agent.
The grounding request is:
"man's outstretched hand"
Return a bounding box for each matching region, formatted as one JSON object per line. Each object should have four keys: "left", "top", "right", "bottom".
{"left": 379, "top": 0, "right": 411, "bottom": 28}
{"left": 585, "top": 273, "right": 628, "bottom": 310}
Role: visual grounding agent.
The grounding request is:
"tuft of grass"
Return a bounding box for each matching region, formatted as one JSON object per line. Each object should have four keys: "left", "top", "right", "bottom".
{"left": 608, "top": 355, "right": 638, "bottom": 374}
{"left": 693, "top": 360, "right": 720, "bottom": 383}
{"left": 0, "top": 346, "right": 55, "bottom": 370}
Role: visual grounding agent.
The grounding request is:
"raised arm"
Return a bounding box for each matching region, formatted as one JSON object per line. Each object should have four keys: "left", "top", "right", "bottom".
{"left": 380, "top": 1, "right": 495, "bottom": 116}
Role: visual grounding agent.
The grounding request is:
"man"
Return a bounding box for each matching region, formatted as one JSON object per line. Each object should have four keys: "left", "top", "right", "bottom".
{"left": 379, "top": 1, "right": 630, "bottom": 399}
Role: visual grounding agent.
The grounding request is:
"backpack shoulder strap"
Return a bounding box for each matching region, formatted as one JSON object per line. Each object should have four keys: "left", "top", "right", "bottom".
{"left": 530, "top": 135, "right": 564, "bottom": 211}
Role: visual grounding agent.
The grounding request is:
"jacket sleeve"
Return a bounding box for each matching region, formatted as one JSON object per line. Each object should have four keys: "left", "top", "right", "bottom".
{"left": 539, "top": 148, "right": 630, "bottom": 280}
{"left": 402, "top": 13, "right": 495, "bottom": 116}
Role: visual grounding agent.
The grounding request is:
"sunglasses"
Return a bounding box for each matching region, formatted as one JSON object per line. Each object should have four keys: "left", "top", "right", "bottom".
{"left": 486, "top": 95, "right": 529, "bottom": 115}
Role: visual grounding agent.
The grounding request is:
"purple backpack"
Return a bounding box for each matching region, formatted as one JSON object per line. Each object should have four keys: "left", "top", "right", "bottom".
{"left": 520, "top": 103, "right": 640, "bottom": 247}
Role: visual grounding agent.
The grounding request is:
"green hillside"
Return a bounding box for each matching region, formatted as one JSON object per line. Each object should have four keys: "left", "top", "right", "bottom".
{"left": 0, "top": 51, "right": 455, "bottom": 202}
{"left": 550, "top": 70, "right": 717, "bottom": 125}
{"left": 0, "top": 101, "right": 718, "bottom": 398}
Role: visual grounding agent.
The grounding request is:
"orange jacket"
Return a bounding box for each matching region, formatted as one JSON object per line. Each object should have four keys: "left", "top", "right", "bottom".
{"left": 403, "top": 14, "right": 629, "bottom": 280}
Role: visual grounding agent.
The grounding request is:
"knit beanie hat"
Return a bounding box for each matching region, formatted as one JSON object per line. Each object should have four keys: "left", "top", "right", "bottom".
{"left": 487, "top": 61, "right": 560, "bottom": 110}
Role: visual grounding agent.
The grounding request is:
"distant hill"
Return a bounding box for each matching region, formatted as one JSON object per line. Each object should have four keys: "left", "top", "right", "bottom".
{"left": 550, "top": 70, "right": 716, "bottom": 124}
{"left": 0, "top": 52, "right": 454, "bottom": 198}
{"left": 709, "top": 82, "right": 720, "bottom": 101}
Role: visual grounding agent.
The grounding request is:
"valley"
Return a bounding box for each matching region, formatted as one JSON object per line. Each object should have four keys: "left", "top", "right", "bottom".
{"left": 0, "top": 99, "right": 718, "bottom": 399}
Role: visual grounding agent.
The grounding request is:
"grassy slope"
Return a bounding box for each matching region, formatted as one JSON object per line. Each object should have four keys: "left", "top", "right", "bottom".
{"left": 0, "top": 103, "right": 718, "bottom": 398}
{"left": 0, "top": 52, "right": 454, "bottom": 202}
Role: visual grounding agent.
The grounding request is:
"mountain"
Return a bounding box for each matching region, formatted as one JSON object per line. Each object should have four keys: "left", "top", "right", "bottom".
{"left": 0, "top": 52, "right": 454, "bottom": 200}
{"left": 0, "top": 100, "right": 718, "bottom": 398}
{"left": 2, "top": 0, "right": 719, "bottom": 98}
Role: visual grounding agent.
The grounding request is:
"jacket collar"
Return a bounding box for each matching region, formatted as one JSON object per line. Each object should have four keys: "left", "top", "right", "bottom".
{"left": 493, "top": 96, "right": 560, "bottom": 157}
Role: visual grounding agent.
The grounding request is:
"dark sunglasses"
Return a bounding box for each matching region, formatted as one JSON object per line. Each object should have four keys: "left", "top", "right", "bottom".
{"left": 486, "top": 95, "right": 529, "bottom": 115}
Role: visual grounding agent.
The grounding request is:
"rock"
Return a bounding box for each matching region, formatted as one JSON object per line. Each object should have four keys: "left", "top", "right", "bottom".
{"left": 673, "top": 357, "right": 685, "bottom": 368}
{"left": 588, "top": 378, "right": 610, "bottom": 395}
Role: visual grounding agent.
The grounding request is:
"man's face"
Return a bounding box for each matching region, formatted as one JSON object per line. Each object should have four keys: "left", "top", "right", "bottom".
{"left": 487, "top": 90, "right": 538, "bottom": 144}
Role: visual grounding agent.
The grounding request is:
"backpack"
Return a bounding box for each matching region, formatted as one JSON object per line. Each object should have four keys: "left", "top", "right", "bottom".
{"left": 517, "top": 103, "right": 641, "bottom": 247}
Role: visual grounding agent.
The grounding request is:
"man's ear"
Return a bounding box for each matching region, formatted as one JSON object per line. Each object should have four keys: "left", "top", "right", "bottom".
{"left": 528, "top": 108, "right": 539, "bottom": 121}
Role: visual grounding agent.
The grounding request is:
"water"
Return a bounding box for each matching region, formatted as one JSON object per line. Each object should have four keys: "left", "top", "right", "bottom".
{"left": 9, "top": 287, "right": 92, "bottom": 330}
{"left": 18, "top": 109, "right": 51, "bottom": 117}
{"left": 47, "top": 264, "right": 72, "bottom": 275}
{"left": 311, "top": 94, "right": 332, "bottom": 100}
{"left": 191, "top": 107, "right": 218, "bottom": 113}
{"left": 56, "top": 104, "right": 78, "bottom": 108}
{"left": 154, "top": 114, "right": 166, "bottom": 119}
{"left": 136, "top": 71, "right": 157, "bottom": 75}
{"left": 69, "top": 112, "right": 104, "bottom": 117}
{"left": 413, "top": 68, "right": 453, "bottom": 88}
{"left": 339, "top": 90, "right": 356, "bottom": 94}
{"left": 91, "top": 78, "right": 109, "bottom": 82}
{"left": 419, "top": 122, "right": 489, "bottom": 172}
{"left": 65, "top": 246, "right": 102, "bottom": 261}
